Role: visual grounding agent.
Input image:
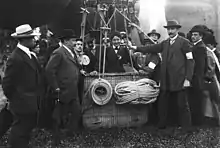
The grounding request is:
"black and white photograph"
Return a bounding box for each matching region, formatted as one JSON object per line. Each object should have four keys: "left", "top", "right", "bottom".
{"left": 0, "top": 0, "right": 220, "bottom": 147}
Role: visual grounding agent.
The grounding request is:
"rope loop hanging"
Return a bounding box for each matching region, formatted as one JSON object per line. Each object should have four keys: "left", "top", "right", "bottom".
{"left": 88, "top": 78, "right": 113, "bottom": 106}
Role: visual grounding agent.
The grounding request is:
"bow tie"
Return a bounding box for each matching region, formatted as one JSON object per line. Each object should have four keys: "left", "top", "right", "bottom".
{"left": 114, "top": 46, "right": 120, "bottom": 50}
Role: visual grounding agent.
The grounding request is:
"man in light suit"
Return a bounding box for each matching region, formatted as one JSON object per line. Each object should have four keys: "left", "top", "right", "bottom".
{"left": 129, "top": 20, "right": 195, "bottom": 129}
{"left": 2, "top": 24, "right": 45, "bottom": 148}
{"left": 45, "top": 29, "right": 81, "bottom": 145}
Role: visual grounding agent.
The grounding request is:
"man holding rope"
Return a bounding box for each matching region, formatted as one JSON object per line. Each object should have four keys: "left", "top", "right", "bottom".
{"left": 129, "top": 20, "right": 195, "bottom": 130}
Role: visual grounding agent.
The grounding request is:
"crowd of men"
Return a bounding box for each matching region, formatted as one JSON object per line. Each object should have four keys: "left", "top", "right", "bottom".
{"left": 0, "top": 19, "right": 219, "bottom": 147}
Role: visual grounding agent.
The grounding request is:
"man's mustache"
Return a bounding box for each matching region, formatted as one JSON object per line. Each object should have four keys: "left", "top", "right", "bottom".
{"left": 168, "top": 33, "right": 173, "bottom": 36}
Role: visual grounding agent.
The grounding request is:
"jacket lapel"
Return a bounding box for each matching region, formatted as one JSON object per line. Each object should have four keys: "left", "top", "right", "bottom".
{"left": 62, "top": 46, "right": 78, "bottom": 64}
{"left": 163, "top": 39, "right": 170, "bottom": 62}
{"left": 16, "top": 48, "right": 36, "bottom": 70}
{"left": 167, "top": 36, "right": 181, "bottom": 59}
{"left": 195, "top": 41, "right": 204, "bottom": 48}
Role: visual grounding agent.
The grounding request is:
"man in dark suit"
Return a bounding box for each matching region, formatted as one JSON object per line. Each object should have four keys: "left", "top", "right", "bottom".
{"left": 105, "top": 31, "right": 132, "bottom": 73}
{"left": 188, "top": 25, "right": 208, "bottom": 126}
{"left": 84, "top": 38, "right": 99, "bottom": 73}
{"left": 129, "top": 20, "right": 195, "bottom": 129}
{"left": 2, "top": 24, "right": 44, "bottom": 148}
{"left": 45, "top": 29, "right": 81, "bottom": 145}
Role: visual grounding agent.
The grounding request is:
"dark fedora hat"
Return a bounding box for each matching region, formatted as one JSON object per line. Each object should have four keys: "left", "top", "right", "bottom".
{"left": 164, "top": 20, "right": 181, "bottom": 29}
{"left": 147, "top": 29, "right": 161, "bottom": 39}
{"left": 58, "top": 29, "right": 76, "bottom": 39}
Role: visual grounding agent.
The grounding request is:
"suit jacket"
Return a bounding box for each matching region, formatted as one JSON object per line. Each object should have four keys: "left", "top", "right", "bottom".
{"left": 105, "top": 45, "right": 131, "bottom": 73}
{"left": 45, "top": 46, "right": 80, "bottom": 103}
{"left": 139, "top": 53, "right": 161, "bottom": 82}
{"left": 137, "top": 36, "right": 194, "bottom": 91}
{"left": 191, "top": 41, "right": 207, "bottom": 90}
{"left": 2, "top": 47, "right": 45, "bottom": 114}
{"left": 213, "top": 48, "right": 220, "bottom": 82}
{"left": 205, "top": 49, "right": 216, "bottom": 81}
{"left": 84, "top": 46, "right": 99, "bottom": 73}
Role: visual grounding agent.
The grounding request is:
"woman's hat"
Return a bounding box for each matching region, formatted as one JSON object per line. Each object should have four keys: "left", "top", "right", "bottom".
{"left": 147, "top": 29, "right": 161, "bottom": 39}
{"left": 11, "top": 24, "right": 41, "bottom": 38}
{"left": 164, "top": 20, "right": 181, "bottom": 29}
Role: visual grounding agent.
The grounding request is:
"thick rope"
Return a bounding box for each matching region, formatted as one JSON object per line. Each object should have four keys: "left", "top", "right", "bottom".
{"left": 114, "top": 78, "right": 160, "bottom": 104}
{"left": 123, "top": 8, "right": 135, "bottom": 71}
{"left": 115, "top": 8, "right": 156, "bottom": 45}
{"left": 98, "top": 29, "right": 103, "bottom": 79}
{"left": 89, "top": 79, "right": 113, "bottom": 106}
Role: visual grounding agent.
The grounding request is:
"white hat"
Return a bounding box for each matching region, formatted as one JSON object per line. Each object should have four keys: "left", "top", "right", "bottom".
{"left": 11, "top": 24, "right": 41, "bottom": 38}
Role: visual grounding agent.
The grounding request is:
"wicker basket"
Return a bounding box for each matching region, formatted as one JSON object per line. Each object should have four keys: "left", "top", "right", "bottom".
{"left": 116, "top": 104, "right": 148, "bottom": 127}
{"left": 84, "top": 72, "right": 148, "bottom": 90}
{"left": 83, "top": 100, "right": 148, "bottom": 129}
{"left": 83, "top": 100, "right": 117, "bottom": 129}
{"left": 82, "top": 73, "right": 149, "bottom": 129}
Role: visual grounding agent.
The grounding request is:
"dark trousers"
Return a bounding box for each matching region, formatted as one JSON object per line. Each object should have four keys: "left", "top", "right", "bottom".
{"left": 188, "top": 87, "right": 204, "bottom": 126}
{"left": 158, "top": 89, "right": 191, "bottom": 127}
{"left": 0, "top": 107, "right": 13, "bottom": 138}
{"left": 52, "top": 99, "right": 81, "bottom": 146}
{"left": 78, "top": 75, "right": 85, "bottom": 105}
{"left": 9, "top": 113, "right": 37, "bottom": 148}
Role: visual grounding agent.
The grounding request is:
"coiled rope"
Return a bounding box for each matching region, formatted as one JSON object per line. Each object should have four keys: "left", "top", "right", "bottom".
{"left": 87, "top": 78, "right": 113, "bottom": 106}
{"left": 114, "top": 78, "right": 160, "bottom": 104}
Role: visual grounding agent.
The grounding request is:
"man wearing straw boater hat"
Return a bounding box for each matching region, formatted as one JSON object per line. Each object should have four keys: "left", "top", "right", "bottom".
{"left": 45, "top": 29, "right": 82, "bottom": 146}
{"left": 129, "top": 20, "right": 195, "bottom": 130}
{"left": 2, "top": 24, "right": 45, "bottom": 148}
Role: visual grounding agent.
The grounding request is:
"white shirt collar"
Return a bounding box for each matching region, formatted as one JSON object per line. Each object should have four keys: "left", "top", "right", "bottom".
{"left": 170, "top": 34, "right": 178, "bottom": 41}
{"left": 63, "top": 45, "right": 74, "bottom": 58}
{"left": 17, "top": 43, "right": 32, "bottom": 59}
{"left": 30, "top": 52, "right": 37, "bottom": 58}
{"left": 59, "top": 41, "right": 62, "bottom": 47}
{"left": 193, "top": 39, "right": 202, "bottom": 45}
{"left": 113, "top": 45, "right": 119, "bottom": 49}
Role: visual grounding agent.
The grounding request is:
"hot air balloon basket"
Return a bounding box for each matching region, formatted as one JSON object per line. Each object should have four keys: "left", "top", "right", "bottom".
{"left": 83, "top": 72, "right": 148, "bottom": 90}
{"left": 82, "top": 73, "right": 149, "bottom": 129}
{"left": 82, "top": 101, "right": 149, "bottom": 129}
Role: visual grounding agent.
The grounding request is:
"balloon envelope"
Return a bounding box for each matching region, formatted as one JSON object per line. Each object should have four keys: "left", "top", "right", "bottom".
{"left": 0, "top": 0, "right": 82, "bottom": 35}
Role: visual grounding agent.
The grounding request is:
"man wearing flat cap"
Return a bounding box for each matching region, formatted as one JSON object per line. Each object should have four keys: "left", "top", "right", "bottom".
{"left": 2, "top": 24, "right": 45, "bottom": 148}
{"left": 129, "top": 20, "right": 195, "bottom": 129}
{"left": 45, "top": 29, "right": 82, "bottom": 145}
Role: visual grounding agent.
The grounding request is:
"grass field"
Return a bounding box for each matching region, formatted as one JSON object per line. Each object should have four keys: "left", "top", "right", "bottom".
{"left": 0, "top": 126, "right": 220, "bottom": 148}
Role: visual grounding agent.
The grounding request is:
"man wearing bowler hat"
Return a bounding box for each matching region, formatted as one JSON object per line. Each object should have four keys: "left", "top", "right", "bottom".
{"left": 188, "top": 25, "right": 208, "bottom": 126}
{"left": 2, "top": 24, "right": 45, "bottom": 148}
{"left": 129, "top": 20, "right": 195, "bottom": 129}
{"left": 45, "top": 29, "right": 82, "bottom": 145}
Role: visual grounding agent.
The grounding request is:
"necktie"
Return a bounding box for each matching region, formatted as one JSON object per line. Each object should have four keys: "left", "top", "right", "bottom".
{"left": 170, "top": 39, "right": 175, "bottom": 45}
